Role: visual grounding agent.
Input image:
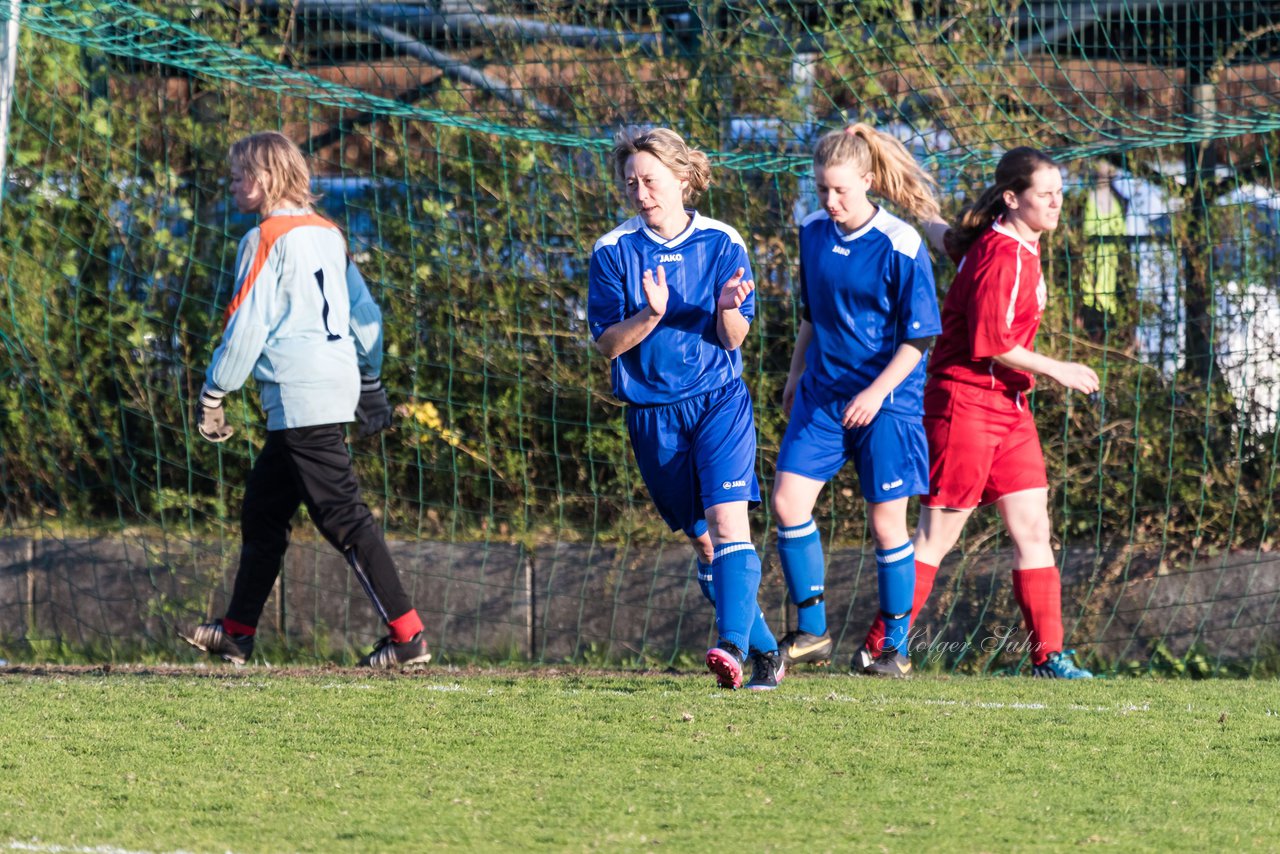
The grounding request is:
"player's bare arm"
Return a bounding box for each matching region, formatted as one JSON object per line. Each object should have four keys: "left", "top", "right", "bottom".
{"left": 715, "top": 266, "right": 753, "bottom": 350}
{"left": 841, "top": 338, "right": 931, "bottom": 428}
{"left": 594, "top": 266, "right": 669, "bottom": 359}
{"left": 920, "top": 218, "right": 951, "bottom": 258}
{"left": 992, "top": 345, "right": 1099, "bottom": 393}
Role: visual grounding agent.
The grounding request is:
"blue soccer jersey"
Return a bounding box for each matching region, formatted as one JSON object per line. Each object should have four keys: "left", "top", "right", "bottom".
{"left": 588, "top": 211, "right": 756, "bottom": 406}
{"left": 797, "top": 207, "right": 941, "bottom": 416}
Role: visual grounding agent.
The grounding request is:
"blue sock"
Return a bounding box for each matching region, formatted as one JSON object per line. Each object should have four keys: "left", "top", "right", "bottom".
{"left": 711, "top": 542, "right": 760, "bottom": 656}
{"left": 696, "top": 560, "right": 715, "bottom": 605}
{"left": 748, "top": 607, "right": 777, "bottom": 655}
{"left": 876, "top": 540, "right": 916, "bottom": 653}
{"left": 777, "top": 519, "right": 826, "bottom": 636}
{"left": 702, "top": 559, "right": 776, "bottom": 654}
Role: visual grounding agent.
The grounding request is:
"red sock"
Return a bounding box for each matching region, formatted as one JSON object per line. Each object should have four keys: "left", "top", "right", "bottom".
{"left": 1012, "top": 567, "right": 1063, "bottom": 665}
{"left": 222, "top": 617, "right": 256, "bottom": 637}
{"left": 863, "top": 560, "right": 940, "bottom": 653}
{"left": 388, "top": 609, "right": 424, "bottom": 643}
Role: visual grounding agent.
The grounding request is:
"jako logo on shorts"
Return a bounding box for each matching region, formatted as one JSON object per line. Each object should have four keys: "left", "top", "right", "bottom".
{"left": 881, "top": 478, "right": 904, "bottom": 491}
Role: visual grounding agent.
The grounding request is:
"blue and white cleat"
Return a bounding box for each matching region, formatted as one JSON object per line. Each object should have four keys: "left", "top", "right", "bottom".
{"left": 1032, "top": 650, "right": 1094, "bottom": 679}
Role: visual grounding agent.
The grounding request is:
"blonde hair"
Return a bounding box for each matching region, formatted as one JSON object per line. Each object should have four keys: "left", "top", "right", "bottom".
{"left": 949, "top": 147, "right": 1058, "bottom": 257}
{"left": 228, "top": 131, "right": 318, "bottom": 212}
{"left": 611, "top": 126, "right": 712, "bottom": 204}
{"left": 812, "top": 123, "right": 941, "bottom": 222}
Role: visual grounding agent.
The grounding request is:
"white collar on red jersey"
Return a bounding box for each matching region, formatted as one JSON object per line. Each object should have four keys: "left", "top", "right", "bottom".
{"left": 990, "top": 216, "right": 1040, "bottom": 256}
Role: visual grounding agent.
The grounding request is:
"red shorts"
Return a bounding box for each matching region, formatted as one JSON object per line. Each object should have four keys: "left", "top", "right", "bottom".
{"left": 922, "top": 379, "right": 1048, "bottom": 509}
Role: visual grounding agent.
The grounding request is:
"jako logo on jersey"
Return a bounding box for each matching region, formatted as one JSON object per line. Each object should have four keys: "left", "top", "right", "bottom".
{"left": 722, "top": 480, "right": 747, "bottom": 490}
{"left": 831, "top": 245, "right": 851, "bottom": 256}
{"left": 881, "top": 478, "right": 904, "bottom": 491}
{"left": 657, "top": 253, "right": 683, "bottom": 263}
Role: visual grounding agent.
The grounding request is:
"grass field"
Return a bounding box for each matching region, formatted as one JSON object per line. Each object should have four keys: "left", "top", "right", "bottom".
{"left": 1, "top": 665, "right": 1277, "bottom": 853}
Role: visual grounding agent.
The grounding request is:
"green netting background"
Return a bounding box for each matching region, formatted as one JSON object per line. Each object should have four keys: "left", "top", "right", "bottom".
{"left": 2, "top": 0, "right": 1280, "bottom": 675}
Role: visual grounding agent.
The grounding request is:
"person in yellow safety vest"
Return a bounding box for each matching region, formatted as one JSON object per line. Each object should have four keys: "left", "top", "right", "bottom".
{"left": 1080, "top": 159, "right": 1126, "bottom": 342}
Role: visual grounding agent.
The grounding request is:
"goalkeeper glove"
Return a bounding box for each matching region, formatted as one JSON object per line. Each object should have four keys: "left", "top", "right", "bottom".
{"left": 197, "top": 385, "right": 234, "bottom": 443}
{"left": 355, "top": 376, "right": 393, "bottom": 438}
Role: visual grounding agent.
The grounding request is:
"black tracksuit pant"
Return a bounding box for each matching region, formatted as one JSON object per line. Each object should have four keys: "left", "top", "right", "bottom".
{"left": 224, "top": 424, "right": 413, "bottom": 629}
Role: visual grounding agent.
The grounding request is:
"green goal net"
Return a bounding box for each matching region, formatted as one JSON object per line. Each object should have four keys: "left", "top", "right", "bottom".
{"left": 2, "top": 0, "right": 1279, "bottom": 674}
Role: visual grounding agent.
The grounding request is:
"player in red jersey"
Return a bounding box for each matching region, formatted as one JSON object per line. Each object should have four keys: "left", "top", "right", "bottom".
{"left": 859, "top": 147, "right": 1098, "bottom": 678}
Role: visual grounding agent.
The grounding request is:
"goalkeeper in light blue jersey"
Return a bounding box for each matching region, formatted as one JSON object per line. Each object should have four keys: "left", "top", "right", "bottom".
{"left": 587, "top": 127, "right": 783, "bottom": 691}
{"left": 180, "top": 131, "right": 429, "bottom": 670}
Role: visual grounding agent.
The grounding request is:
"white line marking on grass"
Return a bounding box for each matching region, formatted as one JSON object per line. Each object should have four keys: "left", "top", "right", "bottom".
{"left": 7, "top": 840, "right": 233, "bottom": 854}
{"left": 408, "top": 678, "right": 1164, "bottom": 717}
{"left": 779, "top": 693, "right": 1150, "bottom": 715}
{"left": 314, "top": 682, "right": 463, "bottom": 692}
{"left": 916, "top": 697, "right": 1144, "bottom": 714}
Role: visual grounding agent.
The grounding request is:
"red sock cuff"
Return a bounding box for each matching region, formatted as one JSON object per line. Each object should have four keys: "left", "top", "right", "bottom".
{"left": 222, "top": 617, "right": 256, "bottom": 637}
{"left": 388, "top": 609, "right": 424, "bottom": 644}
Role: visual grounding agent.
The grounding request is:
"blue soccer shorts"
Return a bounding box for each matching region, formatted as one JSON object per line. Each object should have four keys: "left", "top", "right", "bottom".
{"left": 626, "top": 378, "right": 761, "bottom": 537}
{"left": 775, "top": 380, "right": 929, "bottom": 503}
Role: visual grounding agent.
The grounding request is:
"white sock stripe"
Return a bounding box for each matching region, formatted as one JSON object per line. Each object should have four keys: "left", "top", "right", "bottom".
{"left": 713, "top": 542, "right": 756, "bottom": 560}
{"left": 777, "top": 520, "right": 818, "bottom": 539}
{"left": 876, "top": 543, "right": 915, "bottom": 565}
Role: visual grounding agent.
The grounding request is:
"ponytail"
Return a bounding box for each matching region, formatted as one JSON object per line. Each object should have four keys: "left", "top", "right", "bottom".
{"left": 949, "top": 146, "right": 1058, "bottom": 257}
{"left": 812, "top": 123, "right": 941, "bottom": 223}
